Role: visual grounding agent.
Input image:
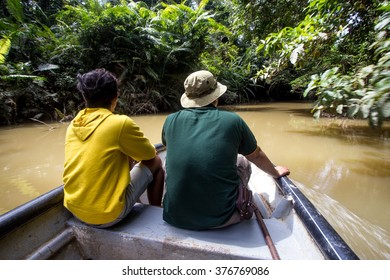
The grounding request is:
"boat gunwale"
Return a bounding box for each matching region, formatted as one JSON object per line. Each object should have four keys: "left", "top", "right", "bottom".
{"left": 0, "top": 185, "right": 64, "bottom": 238}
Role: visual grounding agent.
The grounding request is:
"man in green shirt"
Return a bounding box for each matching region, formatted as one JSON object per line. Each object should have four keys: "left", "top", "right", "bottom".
{"left": 162, "top": 70, "right": 290, "bottom": 230}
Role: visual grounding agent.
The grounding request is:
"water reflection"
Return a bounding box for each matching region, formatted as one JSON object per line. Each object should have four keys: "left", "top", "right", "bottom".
{"left": 9, "top": 176, "right": 40, "bottom": 198}
{"left": 291, "top": 119, "right": 390, "bottom": 146}
{"left": 0, "top": 123, "right": 66, "bottom": 214}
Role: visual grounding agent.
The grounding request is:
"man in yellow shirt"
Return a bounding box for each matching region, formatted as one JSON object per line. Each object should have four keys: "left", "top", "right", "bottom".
{"left": 63, "top": 68, "right": 163, "bottom": 228}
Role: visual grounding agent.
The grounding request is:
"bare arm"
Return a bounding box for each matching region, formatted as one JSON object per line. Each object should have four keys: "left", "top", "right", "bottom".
{"left": 245, "top": 146, "right": 290, "bottom": 178}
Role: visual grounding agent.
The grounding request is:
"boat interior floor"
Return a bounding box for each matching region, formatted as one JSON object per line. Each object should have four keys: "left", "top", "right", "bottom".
{"left": 61, "top": 203, "right": 322, "bottom": 260}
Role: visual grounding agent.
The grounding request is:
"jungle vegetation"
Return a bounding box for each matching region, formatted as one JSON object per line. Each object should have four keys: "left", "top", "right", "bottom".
{"left": 0, "top": 0, "right": 389, "bottom": 127}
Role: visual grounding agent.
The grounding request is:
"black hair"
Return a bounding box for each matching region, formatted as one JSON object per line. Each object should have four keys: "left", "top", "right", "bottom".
{"left": 77, "top": 68, "right": 118, "bottom": 108}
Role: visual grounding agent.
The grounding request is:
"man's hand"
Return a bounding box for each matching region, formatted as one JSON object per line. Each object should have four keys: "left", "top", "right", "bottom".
{"left": 274, "top": 165, "right": 290, "bottom": 178}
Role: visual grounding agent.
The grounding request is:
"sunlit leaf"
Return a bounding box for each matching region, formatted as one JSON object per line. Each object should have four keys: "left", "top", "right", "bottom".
{"left": 313, "top": 109, "right": 321, "bottom": 119}
{"left": 347, "top": 104, "right": 360, "bottom": 117}
{"left": 374, "top": 77, "right": 390, "bottom": 93}
{"left": 369, "top": 110, "right": 380, "bottom": 127}
{"left": 336, "top": 104, "right": 343, "bottom": 114}
{"left": 375, "top": 17, "right": 390, "bottom": 31}
{"left": 37, "top": 64, "right": 60, "bottom": 71}
{"left": 0, "top": 37, "right": 11, "bottom": 64}
{"left": 381, "top": 102, "right": 390, "bottom": 118}
{"left": 360, "top": 104, "right": 371, "bottom": 119}
{"left": 290, "top": 43, "right": 304, "bottom": 65}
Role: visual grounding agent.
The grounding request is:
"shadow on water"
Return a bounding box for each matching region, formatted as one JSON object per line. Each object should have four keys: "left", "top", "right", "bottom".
{"left": 223, "top": 103, "right": 314, "bottom": 118}
{"left": 222, "top": 105, "right": 278, "bottom": 113}
{"left": 289, "top": 119, "right": 390, "bottom": 147}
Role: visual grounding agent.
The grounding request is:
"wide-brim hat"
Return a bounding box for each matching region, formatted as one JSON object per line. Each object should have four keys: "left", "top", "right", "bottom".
{"left": 180, "top": 70, "right": 227, "bottom": 108}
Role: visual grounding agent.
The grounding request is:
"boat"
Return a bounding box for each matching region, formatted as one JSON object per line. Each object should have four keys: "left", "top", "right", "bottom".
{"left": 0, "top": 144, "right": 359, "bottom": 260}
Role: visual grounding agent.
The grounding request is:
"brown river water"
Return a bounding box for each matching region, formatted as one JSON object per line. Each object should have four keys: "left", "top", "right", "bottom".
{"left": 0, "top": 102, "right": 389, "bottom": 259}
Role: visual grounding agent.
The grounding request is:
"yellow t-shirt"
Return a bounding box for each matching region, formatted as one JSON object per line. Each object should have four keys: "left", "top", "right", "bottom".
{"left": 63, "top": 108, "right": 155, "bottom": 224}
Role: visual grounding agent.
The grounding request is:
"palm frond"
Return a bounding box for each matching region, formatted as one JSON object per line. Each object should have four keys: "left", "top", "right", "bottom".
{"left": 5, "top": 0, "right": 25, "bottom": 23}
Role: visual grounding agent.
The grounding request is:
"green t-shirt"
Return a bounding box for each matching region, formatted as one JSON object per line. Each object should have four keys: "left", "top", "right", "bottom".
{"left": 162, "top": 106, "right": 257, "bottom": 229}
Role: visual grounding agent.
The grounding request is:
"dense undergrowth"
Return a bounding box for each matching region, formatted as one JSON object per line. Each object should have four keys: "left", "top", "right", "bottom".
{"left": 0, "top": 0, "right": 388, "bottom": 127}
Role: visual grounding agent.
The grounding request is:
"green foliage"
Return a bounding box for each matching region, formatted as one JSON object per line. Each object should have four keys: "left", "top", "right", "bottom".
{"left": 0, "top": 62, "right": 50, "bottom": 125}
{"left": 0, "top": 0, "right": 388, "bottom": 128}
{"left": 228, "top": 0, "right": 308, "bottom": 43}
{"left": 5, "top": 0, "right": 24, "bottom": 23}
{"left": 303, "top": 2, "right": 390, "bottom": 127}
{"left": 0, "top": 0, "right": 65, "bottom": 124}
{"left": 256, "top": 15, "right": 326, "bottom": 82}
{"left": 200, "top": 43, "right": 258, "bottom": 104}
{"left": 254, "top": 0, "right": 380, "bottom": 84}
{"left": 252, "top": 0, "right": 388, "bottom": 127}
{"left": 52, "top": 0, "right": 231, "bottom": 116}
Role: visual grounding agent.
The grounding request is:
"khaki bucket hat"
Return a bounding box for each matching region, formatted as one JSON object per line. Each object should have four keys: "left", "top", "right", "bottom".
{"left": 180, "top": 70, "right": 227, "bottom": 108}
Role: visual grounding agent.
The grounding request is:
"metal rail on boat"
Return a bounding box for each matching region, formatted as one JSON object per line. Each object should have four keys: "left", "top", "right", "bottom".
{"left": 0, "top": 186, "right": 64, "bottom": 238}
{"left": 276, "top": 176, "right": 359, "bottom": 260}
